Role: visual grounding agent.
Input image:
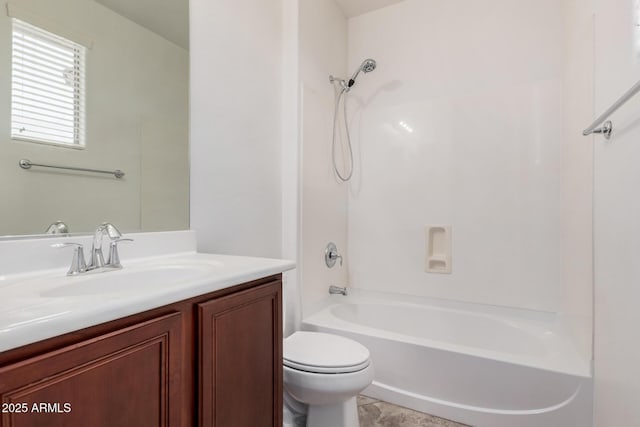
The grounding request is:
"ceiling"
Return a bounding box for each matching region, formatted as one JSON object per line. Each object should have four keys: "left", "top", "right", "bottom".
{"left": 92, "top": 0, "right": 404, "bottom": 49}
{"left": 333, "top": 0, "right": 406, "bottom": 18}
{"left": 95, "top": 0, "right": 189, "bottom": 50}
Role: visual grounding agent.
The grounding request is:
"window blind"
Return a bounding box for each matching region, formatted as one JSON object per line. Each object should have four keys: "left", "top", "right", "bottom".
{"left": 11, "top": 18, "right": 86, "bottom": 147}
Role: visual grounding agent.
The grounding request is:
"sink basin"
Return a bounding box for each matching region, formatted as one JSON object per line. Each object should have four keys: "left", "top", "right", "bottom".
{"left": 40, "top": 262, "right": 222, "bottom": 298}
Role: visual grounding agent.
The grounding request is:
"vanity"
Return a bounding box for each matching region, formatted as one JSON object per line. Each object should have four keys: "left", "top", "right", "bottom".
{"left": 0, "top": 231, "right": 295, "bottom": 427}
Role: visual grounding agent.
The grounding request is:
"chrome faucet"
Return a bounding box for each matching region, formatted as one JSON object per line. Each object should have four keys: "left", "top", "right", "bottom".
{"left": 45, "top": 220, "right": 69, "bottom": 234}
{"left": 88, "top": 222, "right": 122, "bottom": 269}
{"left": 53, "top": 222, "right": 133, "bottom": 276}
{"left": 329, "top": 285, "right": 348, "bottom": 296}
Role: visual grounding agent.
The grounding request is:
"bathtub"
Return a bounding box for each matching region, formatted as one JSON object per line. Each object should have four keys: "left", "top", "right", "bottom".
{"left": 302, "top": 290, "right": 592, "bottom": 427}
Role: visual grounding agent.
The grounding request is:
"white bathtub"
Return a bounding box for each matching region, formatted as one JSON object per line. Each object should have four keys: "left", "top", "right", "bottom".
{"left": 302, "top": 290, "right": 592, "bottom": 427}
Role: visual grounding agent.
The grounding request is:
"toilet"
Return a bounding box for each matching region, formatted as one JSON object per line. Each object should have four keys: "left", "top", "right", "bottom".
{"left": 283, "top": 331, "right": 374, "bottom": 427}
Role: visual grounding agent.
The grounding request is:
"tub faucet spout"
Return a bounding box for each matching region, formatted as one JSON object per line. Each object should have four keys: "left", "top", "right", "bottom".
{"left": 329, "top": 285, "right": 348, "bottom": 296}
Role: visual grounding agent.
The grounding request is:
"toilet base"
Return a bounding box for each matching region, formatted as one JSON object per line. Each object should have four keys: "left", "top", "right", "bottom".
{"left": 307, "top": 396, "right": 359, "bottom": 427}
{"left": 284, "top": 390, "right": 307, "bottom": 427}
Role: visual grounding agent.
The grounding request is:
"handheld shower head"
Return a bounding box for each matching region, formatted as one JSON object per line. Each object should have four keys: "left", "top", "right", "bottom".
{"left": 328, "top": 58, "right": 377, "bottom": 182}
{"left": 361, "top": 58, "right": 377, "bottom": 73}
{"left": 348, "top": 58, "right": 377, "bottom": 88}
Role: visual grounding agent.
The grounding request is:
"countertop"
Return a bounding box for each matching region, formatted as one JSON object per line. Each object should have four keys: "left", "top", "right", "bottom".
{"left": 0, "top": 251, "right": 295, "bottom": 353}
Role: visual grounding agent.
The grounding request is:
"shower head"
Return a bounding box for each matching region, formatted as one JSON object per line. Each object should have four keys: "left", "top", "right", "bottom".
{"left": 348, "top": 58, "right": 377, "bottom": 88}
{"left": 361, "top": 58, "right": 377, "bottom": 73}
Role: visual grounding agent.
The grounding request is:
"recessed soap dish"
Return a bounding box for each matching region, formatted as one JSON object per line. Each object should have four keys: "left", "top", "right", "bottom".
{"left": 425, "top": 225, "right": 451, "bottom": 274}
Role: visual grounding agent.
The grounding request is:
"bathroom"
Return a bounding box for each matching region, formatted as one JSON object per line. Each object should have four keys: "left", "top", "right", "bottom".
{"left": 0, "top": 0, "right": 637, "bottom": 426}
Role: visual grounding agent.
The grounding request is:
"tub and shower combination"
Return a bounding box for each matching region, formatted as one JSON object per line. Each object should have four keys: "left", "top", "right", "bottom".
{"left": 303, "top": 290, "right": 592, "bottom": 427}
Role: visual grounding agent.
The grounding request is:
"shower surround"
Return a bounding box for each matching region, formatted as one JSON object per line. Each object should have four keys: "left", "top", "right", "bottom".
{"left": 345, "top": 0, "right": 592, "bottom": 361}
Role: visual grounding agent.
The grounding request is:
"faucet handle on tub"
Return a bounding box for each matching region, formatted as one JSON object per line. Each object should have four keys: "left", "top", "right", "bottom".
{"left": 325, "top": 242, "right": 343, "bottom": 268}
{"left": 107, "top": 238, "right": 134, "bottom": 269}
{"left": 52, "top": 242, "right": 86, "bottom": 276}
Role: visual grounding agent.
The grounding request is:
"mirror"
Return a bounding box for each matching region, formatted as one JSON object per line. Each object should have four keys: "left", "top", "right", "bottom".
{"left": 0, "top": 0, "right": 189, "bottom": 237}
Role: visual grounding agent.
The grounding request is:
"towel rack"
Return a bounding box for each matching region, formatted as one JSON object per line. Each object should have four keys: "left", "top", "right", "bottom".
{"left": 18, "top": 159, "right": 125, "bottom": 179}
{"left": 583, "top": 78, "right": 640, "bottom": 139}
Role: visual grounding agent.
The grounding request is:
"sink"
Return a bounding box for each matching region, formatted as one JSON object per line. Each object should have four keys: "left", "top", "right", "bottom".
{"left": 40, "top": 262, "right": 222, "bottom": 298}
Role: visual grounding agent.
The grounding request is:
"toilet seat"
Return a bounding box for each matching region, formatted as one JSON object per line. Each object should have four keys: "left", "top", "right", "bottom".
{"left": 284, "top": 331, "right": 371, "bottom": 374}
{"left": 284, "top": 358, "right": 371, "bottom": 374}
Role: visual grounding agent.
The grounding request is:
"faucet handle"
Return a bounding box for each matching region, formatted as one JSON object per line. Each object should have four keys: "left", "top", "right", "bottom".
{"left": 325, "top": 242, "right": 343, "bottom": 268}
{"left": 52, "top": 242, "right": 86, "bottom": 276}
{"left": 107, "top": 238, "right": 133, "bottom": 268}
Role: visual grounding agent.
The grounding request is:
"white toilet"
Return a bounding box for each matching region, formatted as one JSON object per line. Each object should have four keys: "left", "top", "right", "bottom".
{"left": 283, "top": 331, "right": 374, "bottom": 427}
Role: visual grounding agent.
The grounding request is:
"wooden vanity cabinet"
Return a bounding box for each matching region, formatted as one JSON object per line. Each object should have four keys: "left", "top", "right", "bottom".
{"left": 198, "top": 280, "right": 282, "bottom": 427}
{"left": 0, "top": 275, "right": 282, "bottom": 427}
{"left": 0, "top": 312, "right": 183, "bottom": 427}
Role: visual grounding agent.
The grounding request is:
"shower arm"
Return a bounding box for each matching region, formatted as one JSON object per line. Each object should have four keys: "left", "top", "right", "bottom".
{"left": 329, "top": 75, "right": 349, "bottom": 91}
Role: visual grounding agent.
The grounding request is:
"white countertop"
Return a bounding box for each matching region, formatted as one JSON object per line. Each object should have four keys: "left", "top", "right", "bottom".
{"left": 0, "top": 231, "right": 295, "bottom": 353}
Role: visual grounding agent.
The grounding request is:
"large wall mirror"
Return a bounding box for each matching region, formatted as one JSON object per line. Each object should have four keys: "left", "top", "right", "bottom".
{"left": 0, "top": 0, "right": 189, "bottom": 237}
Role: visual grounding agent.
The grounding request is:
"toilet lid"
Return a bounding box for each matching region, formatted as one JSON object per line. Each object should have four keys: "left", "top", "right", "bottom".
{"left": 283, "top": 331, "right": 370, "bottom": 374}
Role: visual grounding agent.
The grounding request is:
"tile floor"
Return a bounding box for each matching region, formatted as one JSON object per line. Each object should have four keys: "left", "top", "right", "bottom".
{"left": 358, "top": 396, "right": 469, "bottom": 427}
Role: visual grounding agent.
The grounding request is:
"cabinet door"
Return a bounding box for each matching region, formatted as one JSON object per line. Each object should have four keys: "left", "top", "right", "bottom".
{"left": 0, "top": 312, "right": 183, "bottom": 427}
{"left": 198, "top": 280, "right": 282, "bottom": 427}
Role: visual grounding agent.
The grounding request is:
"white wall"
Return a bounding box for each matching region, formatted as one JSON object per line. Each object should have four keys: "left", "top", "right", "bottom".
{"left": 346, "top": 0, "right": 567, "bottom": 313}
{"left": 190, "top": 0, "right": 283, "bottom": 258}
{"left": 281, "top": 0, "right": 300, "bottom": 337}
{"left": 561, "top": 0, "right": 595, "bottom": 365}
{"left": 298, "top": 0, "right": 349, "bottom": 315}
{"left": 592, "top": 0, "right": 640, "bottom": 424}
{"left": 0, "top": 0, "right": 189, "bottom": 236}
